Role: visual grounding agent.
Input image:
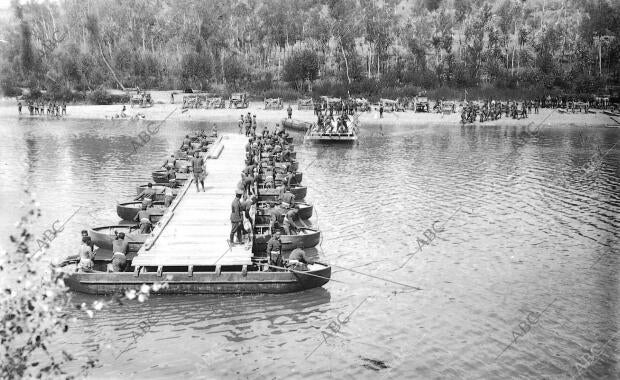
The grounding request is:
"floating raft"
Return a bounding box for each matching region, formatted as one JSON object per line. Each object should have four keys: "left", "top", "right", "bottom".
{"left": 66, "top": 133, "right": 332, "bottom": 295}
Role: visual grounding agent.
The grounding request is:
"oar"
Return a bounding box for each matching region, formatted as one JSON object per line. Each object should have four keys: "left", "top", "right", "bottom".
{"left": 315, "top": 262, "right": 422, "bottom": 291}
{"left": 267, "top": 264, "right": 345, "bottom": 283}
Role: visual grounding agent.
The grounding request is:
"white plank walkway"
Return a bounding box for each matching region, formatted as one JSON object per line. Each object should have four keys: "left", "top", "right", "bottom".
{"left": 133, "top": 134, "right": 251, "bottom": 267}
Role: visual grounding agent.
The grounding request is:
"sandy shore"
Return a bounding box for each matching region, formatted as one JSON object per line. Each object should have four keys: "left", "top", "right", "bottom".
{"left": 61, "top": 102, "right": 620, "bottom": 129}
{"left": 2, "top": 90, "right": 619, "bottom": 128}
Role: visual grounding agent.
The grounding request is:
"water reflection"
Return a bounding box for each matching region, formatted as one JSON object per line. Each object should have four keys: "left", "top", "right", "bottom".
{"left": 0, "top": 115, "right": 618, "bottom": 379}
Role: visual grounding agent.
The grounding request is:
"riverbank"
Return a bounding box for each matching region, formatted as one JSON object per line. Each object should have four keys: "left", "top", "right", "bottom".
{"left": 1, "top": 90, "right": 618, "bottom": 128}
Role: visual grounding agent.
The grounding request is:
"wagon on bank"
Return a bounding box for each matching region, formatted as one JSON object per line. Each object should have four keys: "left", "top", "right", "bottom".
{"left": 349, "top": 98, "right": 371, "bottom": 112}
{"left": 297, "top": 98, "right": 314, "bottom": 111}
{"left": 441, "top": 101, "right": 456, "bottom": 114}
{"left": 206, "top": 96, "right": 226, "bottom": 109}
{"left": 130, "top": 92, "right": 153, "bottom": 108}
{"left": 398, "top": 97, "right": 416, "bottom": 111}
{"left": 415, "top": 95, "right": 430, "bottom": 112}
{"left": 182, "top": 93, "right": 213, "bottom": 109}
{"left": 379, "top": 98, "right": 403, "bottom": 112}
{"left": 229, "top": 92, "right": 249, "bottom": 108}
{"left": 264, "top": 97, "right": 283, "bottom": 110}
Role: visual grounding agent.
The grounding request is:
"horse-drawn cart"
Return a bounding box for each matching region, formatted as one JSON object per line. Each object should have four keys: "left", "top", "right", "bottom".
{"left": 206, "top": 96, "right": 226, "bottom": 109}
{"left": 297, "top": 98, "right": 314, "bottom": 111}
{"left": 130, "top": 91, "right": 153, "bottom": 108}
{"left": 229, "top": 92, "right": 249, "bottom": 109}
{"left": 264, "top": 98, "right": 283, "bottom": 110}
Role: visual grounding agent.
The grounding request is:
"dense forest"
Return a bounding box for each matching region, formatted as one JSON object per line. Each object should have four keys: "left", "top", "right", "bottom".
{"left": 1, "top": 0, "right": 619, "bottom": 101}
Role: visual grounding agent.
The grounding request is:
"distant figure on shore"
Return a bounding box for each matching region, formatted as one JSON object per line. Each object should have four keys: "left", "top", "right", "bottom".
{"left": 17, "top": 101, "right": 22, "bottom": 115}
{"left": 379, "top": 105, "right": 384, "bottom": 118}
{"left": 121, "top": 105, "right": 127, "bottom": 118}
{"left": 170, "top": 92, "right": 175, "bottom": 104}
{"left": 287, "top": 104, "right": 292, "bottom": 119}
{"left": 62, "top": 102, "right": 66, "bottom": 116}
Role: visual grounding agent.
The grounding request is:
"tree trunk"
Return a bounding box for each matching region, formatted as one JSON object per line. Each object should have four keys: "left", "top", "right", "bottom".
{"left": 598, "top": 43, "right": 602, "bottom": 76}
{"left": 97, "top": 40, "right": 125, "bottom": 90}
{"left": 340, "top": 42, "right": 351, "bottom": 84}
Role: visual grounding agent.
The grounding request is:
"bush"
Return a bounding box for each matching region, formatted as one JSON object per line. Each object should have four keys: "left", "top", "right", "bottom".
{"left": 311, "top": 79, "right": 348, "bottom": 99}
{"left": 283, "top": 49, "right": 319, "bottom": 92}
{"left": 87, "top": 87, "right": 129, "bottom": 105}
{"left": 261, "top": 87, "right": 302, "bottom": 101}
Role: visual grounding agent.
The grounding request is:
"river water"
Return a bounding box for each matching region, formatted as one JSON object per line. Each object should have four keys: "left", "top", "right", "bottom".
{"left": 0, "top": 112, "right": 618, "bottom": 379}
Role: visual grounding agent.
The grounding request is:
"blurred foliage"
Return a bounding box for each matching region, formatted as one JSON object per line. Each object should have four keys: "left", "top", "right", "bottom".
{"left": 0, "top": 193, "right": 96, "bottom": 379}
{"left": 0, "top": 0, "right": 618, "bottom": 100}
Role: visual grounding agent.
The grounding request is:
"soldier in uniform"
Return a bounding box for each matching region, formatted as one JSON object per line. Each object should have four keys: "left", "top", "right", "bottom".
{"left": 266, "top": 230, "right": 283, "bottom": 268}
{"left": 191, "top": 151, "right": 206, "bottom": 192}
{"left": 229, "top": 189, "right": 244, "bottom": 245}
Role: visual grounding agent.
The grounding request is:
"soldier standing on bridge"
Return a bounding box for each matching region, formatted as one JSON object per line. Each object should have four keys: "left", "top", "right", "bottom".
{"left": 229, "top": 189, "right": 245, "bottom": 245}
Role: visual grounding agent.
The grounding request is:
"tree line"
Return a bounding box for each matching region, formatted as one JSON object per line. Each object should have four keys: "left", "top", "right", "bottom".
{"left": 0, "top": 0, "right": 618, "bottom": 102}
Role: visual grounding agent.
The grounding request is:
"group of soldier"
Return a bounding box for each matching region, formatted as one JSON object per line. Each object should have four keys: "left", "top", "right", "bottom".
{"left": 239, "top": 112, "right": 258, "bottom": 136}
{"left": 461, "top": 100, "right": 540, "bottom": 124}
{"left": 18, "top": 100, "right": 67, "bottom": 117}
{"left": 231, "top": 124, "right": 312, "bottom": 270}
{"left": 313, "top": 101, "right": 359, "bottom": 118}
{"left": 314, "top": 111, "right": 353, "bottom": 134}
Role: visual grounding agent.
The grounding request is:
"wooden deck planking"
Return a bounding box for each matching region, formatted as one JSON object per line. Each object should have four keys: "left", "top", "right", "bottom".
{"left": 133, "top": 134, "right": 252, "bottom": 267}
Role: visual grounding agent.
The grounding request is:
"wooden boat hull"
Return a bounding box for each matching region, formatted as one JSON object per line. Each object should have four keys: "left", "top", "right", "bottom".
{"left": 253, "top": 228, "right": 320, "bottom": 252}
{"left": 296, "top": 202, "right": 313, "bottom": 220}
{"left": 88, "top": 225, "right": 149, "bottom": 250}
{"left": 64, "top": 263, "right": 331, "bottom": 295}
{"left": 116, "top": 201, "right": 166, "bottom": 222}
{"left": 304, "top": 133, "right": 358, "bottom": 143}
{"left": 281, "top": 118, "right": 314, "bottom": 131}
{"left": 258, "top": 185, "right": 307, "bottom": 200}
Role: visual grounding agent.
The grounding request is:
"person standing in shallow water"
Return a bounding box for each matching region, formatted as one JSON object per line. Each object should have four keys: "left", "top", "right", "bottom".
{"left": 287, "top": 104, "right": 292, "bottom": 119}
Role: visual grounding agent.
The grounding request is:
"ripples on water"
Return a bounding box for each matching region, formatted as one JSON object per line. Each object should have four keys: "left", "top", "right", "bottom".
{"left": 0, "top": 113, "right": 618, "bottom": 379}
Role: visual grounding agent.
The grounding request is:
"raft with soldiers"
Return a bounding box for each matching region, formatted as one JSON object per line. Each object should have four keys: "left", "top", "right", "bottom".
{"left": 62, "top": 119, "right": 331, "bottom": 294}
{"left": 304, "top": 109, "right": 359, "bottom": 143}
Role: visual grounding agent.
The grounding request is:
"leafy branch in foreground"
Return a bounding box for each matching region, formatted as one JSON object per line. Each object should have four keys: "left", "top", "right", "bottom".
{"left": 0, "top": 191, "right": 96, "bottom": 379}
{"left": 0, "top": 191, "right": 174, "bottom": 379}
